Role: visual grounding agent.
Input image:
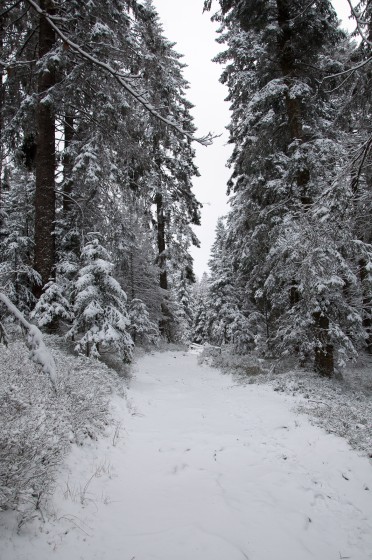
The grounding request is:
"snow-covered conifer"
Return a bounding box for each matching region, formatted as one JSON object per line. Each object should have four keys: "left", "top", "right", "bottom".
{"left": 0, "top": 170, "right": 40, "bottom": 313}
{"left": 31, "top": 280, "right": 73, "bottom": 330}
{"left": 129, "top": 298, "right": 159, "bottom": 345}
{"left": 206, "top": 0, "right": 358, "bottom": 373}
{"left": 192, "top": 297, "right": 209, "bottom": 344}
{"left": 68, "top": 236, "right": 133, "bottom": 362}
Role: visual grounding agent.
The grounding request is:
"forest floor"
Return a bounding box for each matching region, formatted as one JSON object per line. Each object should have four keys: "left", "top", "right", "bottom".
{"left": 1, "top": 348, "right": 372, "bottom": 560}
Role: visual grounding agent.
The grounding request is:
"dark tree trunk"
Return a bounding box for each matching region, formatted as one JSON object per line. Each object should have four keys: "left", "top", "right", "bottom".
{"left": 62, "top": 112, "right": 74, "bottom": 216}
{"left": 276, "top": 0, "right": 303, "bottom": 139}
{"left": 34, "top": 0, "right": 56, "bottom": 298}
{"left": 129, "top": 249, "right": 135, "bottom": 300}
{"left": 155, "top": 192, "right": 170, "bottom": 338}
{"left": 0, "top": 19, "right": 4, "bottom": 224}
{"left": 155, "top": 192, "right": 168, "bottom": 291}
{"left": 313, "top": 312, "right": 334, "bottom": 376}
{"left": 290, "top": 284, "right": 299, "bottom": 307}
{"left": 359, "top": 258, "right": 372, "bottom": 353}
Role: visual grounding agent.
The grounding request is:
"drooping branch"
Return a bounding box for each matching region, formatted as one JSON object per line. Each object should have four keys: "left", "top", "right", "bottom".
{"left": 25, "top": 0, "right": 215, "bottom": 147}
{"left": 346, "top": 0, "right": 372, "bottom": 47}
{"left": 0, "top": 292, "right": 58, "bottom": 392}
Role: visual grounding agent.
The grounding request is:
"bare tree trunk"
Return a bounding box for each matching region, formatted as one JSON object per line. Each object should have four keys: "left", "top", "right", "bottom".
{"left": 359, "top": 258, "right": 372, "bottom": 353}
{"left": 34, "top": 0, "right": 56, "bottom": 298}
{"left": 155, "top": 192, "right": 170, "bottom": 339}
{"left": 156, "top": 192, "right": 168, "bottom": 291}
{"left": 62, "top": 112, "right": 74, "bottom": 216}
{"left": 0, "top": 19, "right": 4, "bottom": 225}
{"left": 313, "top": 312, "right": 334, "bottom": 376}
{"left": 129, "top": 249, "right": 135, "bottom": 300}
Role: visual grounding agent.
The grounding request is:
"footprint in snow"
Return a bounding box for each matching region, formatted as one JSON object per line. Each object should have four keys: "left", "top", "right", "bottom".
{"left": 172, "top": 463, "right": 188, "bottom": 474}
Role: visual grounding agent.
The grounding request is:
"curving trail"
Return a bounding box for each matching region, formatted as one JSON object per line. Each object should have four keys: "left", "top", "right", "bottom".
{"left": 2, "top": 350, "right": 372, "bottom": 560}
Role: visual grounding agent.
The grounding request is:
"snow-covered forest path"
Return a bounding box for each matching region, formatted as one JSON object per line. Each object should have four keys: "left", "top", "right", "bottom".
{"left": 3, "top": 350, "right": 372, "bottom": 560}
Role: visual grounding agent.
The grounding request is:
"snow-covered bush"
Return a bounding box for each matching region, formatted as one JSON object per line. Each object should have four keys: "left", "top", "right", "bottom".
{"left": 129, "top": 298, "right": 159, "bottom": 345}
{"left": 31, "top": 280, "right": 74, "bottom": 329}
{"left": 0, "top": 336, "right": 122, "bottom": 514}
{"left": 68, "top": 236, "right": 133, "bottom": 362}
{"left": 199, "top": 344, "right": 265, "bottom": 376}
{"left": 0, "top": 292, "right": 57, "bottom": 391}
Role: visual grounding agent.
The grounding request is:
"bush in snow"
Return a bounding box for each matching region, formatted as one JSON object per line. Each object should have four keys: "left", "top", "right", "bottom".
{"left": 0, "top": 336, "right": 122, "bottom": 515}
{"left": 129, "top": 298, "right": 159, "bottom": 345}
{"left": 31, "top": 280, "right": 74, "bottom": 330}
{"left": 0, "top": 292, "right": 57, "bottom": 391}
{"left": 68, "top": 236, "right": 133, "bottom": 362}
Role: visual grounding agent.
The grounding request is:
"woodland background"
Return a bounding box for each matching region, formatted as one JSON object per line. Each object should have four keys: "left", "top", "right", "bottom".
{"left": 0, "top": 0, "right": 371, "bottom": 516}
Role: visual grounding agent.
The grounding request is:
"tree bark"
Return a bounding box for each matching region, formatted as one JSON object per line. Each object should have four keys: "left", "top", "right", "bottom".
{"left": 313, "top": 312, "right": 334, "bottom": 376}
{"left": 359, "top": 258, "right": 372, "bottom": 353}
{"left": 155, "top": 192, "right": 171, "bottom": 338}
{"left": 34, "top": 0, "right": 56, "bottom": 298}
{"left": 62, "top": 112, "right": 74, "bottom": 216}
{"left": 0, "top": 18, "right": 4, "bottom": 225}
{"left": 276, "top": 0, "right": 302, "bottom": 137}
{"left": 155, "top": 192, "right": 168, "bottom": 291}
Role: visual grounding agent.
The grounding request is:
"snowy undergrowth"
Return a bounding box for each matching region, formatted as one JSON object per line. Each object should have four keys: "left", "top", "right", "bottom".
{"left": 200, "top": 346, "right": 372, "bottom": 458}
{"left": 0, "top": 332, "right": 124, "bottom": 521}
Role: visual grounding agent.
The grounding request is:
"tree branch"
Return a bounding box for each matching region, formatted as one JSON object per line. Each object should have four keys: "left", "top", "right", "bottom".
{"left": 25, "top": 0, "right": 215, "bottom": 146}
{"left": 0, "top": 291, "right": 58, "bottom": 392}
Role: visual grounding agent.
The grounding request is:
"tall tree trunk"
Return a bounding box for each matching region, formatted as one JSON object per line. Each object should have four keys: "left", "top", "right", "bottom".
{"left": 129, "top": 249, "right": 135, "bottom": 300}
{"left": 314, "top": 312, "right": 334, "bottom": 376}
{"left": 0, "top": 19, "right": 4, "bottom": 226}
{"left": 34, "top": 0, "right": 56, "bottom": 298}
{"left": 276, "top": 0, "right": 303, "bottom": 140}
{"left": 155, "top": 192, "right": 167, "bottom": 291}
{"left": 155, "top": 192, "right": 170, "bottom": 338}
{"left": 359, "top": 258, "right": 372, "bottom": 353}
{"left": 276, "top": 0, "right": 333, "bottom": 374}
{"left": 62, "top": 112, "right": 74, "bottom": 216}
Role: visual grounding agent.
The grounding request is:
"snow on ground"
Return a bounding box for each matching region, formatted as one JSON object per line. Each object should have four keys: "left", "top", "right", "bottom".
{"left": 270, "top": 365, "right": 372, "bottom": 457}
{"left": 202, "top": 346, "right": 372, "bottom": 457}
{"left": 1, "top": 349, "right": 372, "bottom": 560}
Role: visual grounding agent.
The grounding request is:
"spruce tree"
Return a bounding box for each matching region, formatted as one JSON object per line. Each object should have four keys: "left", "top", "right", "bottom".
{"left": 206, "top": 0, "right": 362, "bottom": 373}
{"left": 68, "top": 236, "right": 133, "bottom": 362}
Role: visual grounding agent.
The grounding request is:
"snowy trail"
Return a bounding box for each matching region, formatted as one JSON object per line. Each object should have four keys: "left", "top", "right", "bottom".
{"left": 2, "top": 350, "right": 372, "bottom": 560}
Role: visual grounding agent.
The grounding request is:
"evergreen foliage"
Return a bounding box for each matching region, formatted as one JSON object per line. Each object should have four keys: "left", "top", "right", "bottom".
{"left": 68, "top": 236, "right": 133, "bottom": 362}
{"left": 202, "top": 0, "right": 372, "bottom": 375}
{"left": 129, "top": 298, "right": 159, "bottom": 345}
{"left": 1, "top": 0, "right": 201, "bottom": 354}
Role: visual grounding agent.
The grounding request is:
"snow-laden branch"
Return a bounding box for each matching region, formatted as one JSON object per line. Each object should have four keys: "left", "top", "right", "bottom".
{"left": 346, "top": 0, "right": 372, "bottom": 47}
{"left": 25, "top": 0, "right": 215, "bottom": 147}
{"left": 0, "top": 292, "right": 58, "bottom": 393}
{"left": 322, "top": 56, "right": 372, "bottom": 85}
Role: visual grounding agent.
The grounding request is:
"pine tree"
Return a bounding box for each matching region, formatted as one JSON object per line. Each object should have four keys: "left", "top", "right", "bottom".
{"left": 2, "top": 0, "right": 205, "bottom": 327}
{"left": 68, "top": 236, "right": 133, "bottom": 362}
{"left": 129, "top": 298, "right": 159, "bottom": 345}
{"left": 31, "top": 280, "right": 73, "bottom": 330}
{"left": 206, "top": 218, "right": 242, "bottom": 346}
{"left": 173, "top": 270, "right": 194, "bottom": 343}
{"left": 136, "top": 1, "right": 201, "bottom": 340}
{"left": 0, "top": 169, "right": 40, "bottom": 313}
{"left": 192, "top": 273, "right": 210, "bottom": 344}
{"left": 205, "top": 0, "right": 361, "bottom": 373}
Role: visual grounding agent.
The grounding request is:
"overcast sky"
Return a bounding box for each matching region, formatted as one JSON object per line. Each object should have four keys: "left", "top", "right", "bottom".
{"left": 153, "top": 0, "right": 355, "bottom": 279}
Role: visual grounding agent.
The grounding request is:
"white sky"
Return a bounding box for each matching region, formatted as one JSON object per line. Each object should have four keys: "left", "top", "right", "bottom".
{"left": 153, "top": 0, "right": 355, "bottom": 279}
